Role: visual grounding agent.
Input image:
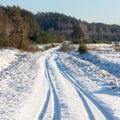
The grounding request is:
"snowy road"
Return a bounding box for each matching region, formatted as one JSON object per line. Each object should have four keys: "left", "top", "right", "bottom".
{"left": 38, "top": 51, "right": 115, "bottom": 120}
{"left": 0, "top": 45, "right": 120, "bottom": 120}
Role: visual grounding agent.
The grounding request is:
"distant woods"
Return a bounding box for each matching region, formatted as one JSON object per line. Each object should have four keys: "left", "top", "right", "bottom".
{"left": 0, "top": 5, "right": 120, "bottom": 50}
{"left": 0, "top": 6, "right": 38, "bottom": 50}
{"left": 0, "top": 6, "right": 64, "bottom": 50}
{"left": 36, "top": 12, "right": 120, "bottom": 43}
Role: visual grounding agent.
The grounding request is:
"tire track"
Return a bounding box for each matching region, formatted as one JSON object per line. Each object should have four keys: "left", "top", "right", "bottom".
{"left": 38, "top": 88, "right": 50, "bottom": 120}
{"left": 46, "top": 54, "right": 90, "bottom": 120}
{"left": 55, "top": 57, "right": 114, "bottom": 120}
{"left": 62, "top": 70, "right": 114, "bottom": 120}
{"left": 45, "top": 58, "right": 61, "bottom": 120}
{"left": 36, "top": 51, "right": 61, "bottom": 120}
{"left": 36, "top": 56, "right": 52, "bottom": 120}
{"left": 38, "top": 50, "right": 114, "bottom": 120}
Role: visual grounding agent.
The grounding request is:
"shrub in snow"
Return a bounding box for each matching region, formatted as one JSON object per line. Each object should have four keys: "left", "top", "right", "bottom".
{"left": 59, "top": 42, "right": 75, "bottom": 52}
{"left": 78, "top": 44, "right": 88, "bottom": 54}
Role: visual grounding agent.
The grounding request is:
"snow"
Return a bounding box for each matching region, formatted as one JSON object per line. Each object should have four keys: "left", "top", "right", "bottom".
{"left": 0, "top": 44, "right": 120, "bottom": 120}
{"left": 35, "top": 43, "right": 61, "bottom": 51}
{"left": 0, "top": 49, "right": 18, "bottom": 72}
{"left": 86, "top": 44, "right": 114, "bottom": 51}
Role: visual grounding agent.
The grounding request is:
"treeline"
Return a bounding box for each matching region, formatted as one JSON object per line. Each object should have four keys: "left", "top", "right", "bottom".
{"left": 1, "top": 5, "right": 120, "bottom": 50}
{"left": 36, "top": 12, "right": 79, "bottom": 40}
{"left": 36, "top": 12, "right": 120, "bottom": 43}
{"left": 0, "top": 6, "right": 63, "bottom": 50}
{"left": 87, "top": 22, "right": 120, "bottom": 42}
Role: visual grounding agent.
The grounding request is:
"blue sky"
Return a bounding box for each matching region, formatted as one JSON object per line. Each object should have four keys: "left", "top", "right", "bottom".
{"left": 0, "top": 0, "right": 120, "bottom": 25}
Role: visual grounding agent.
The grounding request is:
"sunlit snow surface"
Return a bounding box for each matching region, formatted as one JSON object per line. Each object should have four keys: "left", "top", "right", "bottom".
{"left": 0, "top": 44, "right": 120, "bottom": 120}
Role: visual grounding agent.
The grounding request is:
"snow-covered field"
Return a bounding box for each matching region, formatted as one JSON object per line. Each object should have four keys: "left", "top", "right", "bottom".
{"left": 0, "top": 44, "right": 120, "bottom": 120}
{"left": 0, "top": 49, "right": 18, "bottom": 72}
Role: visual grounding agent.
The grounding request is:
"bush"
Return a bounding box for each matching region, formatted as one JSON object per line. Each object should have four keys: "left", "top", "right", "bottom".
{"left": 78, "top": 44, "right": 88, "bottom": 54}
{"left": 59, "top": 42, "right": 75, "bottom": 52}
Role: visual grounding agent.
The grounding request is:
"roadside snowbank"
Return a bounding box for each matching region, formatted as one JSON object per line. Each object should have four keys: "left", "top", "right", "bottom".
{"left": 0, "top": 49, "right": 18, "bottom": 72}
{"left": 0, "top": 47, "right": 59, "bottom": 120}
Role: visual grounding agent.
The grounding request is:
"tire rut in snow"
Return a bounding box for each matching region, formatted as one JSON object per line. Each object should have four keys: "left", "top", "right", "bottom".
{"left": 62, "top": 71, "right": 114, "bottom": 120}
{"left": 55, "top": 58, "right": 114, "bottom": 120}
{"left": 38, "top": 88, "right": 51, "bottom": 120}
{"left": 45, "top": 54, "right": 88, "bottom": 120}
{"left": 45, "top": 58, "right": 61, "bottom": 120}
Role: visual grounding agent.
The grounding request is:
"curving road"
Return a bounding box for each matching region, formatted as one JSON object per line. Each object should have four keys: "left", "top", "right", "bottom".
{"left": 36, "top": 49, "right": 114, "bottom": 120}
{"left": 0, "top": 47, "right": 118, "bottom": 120}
